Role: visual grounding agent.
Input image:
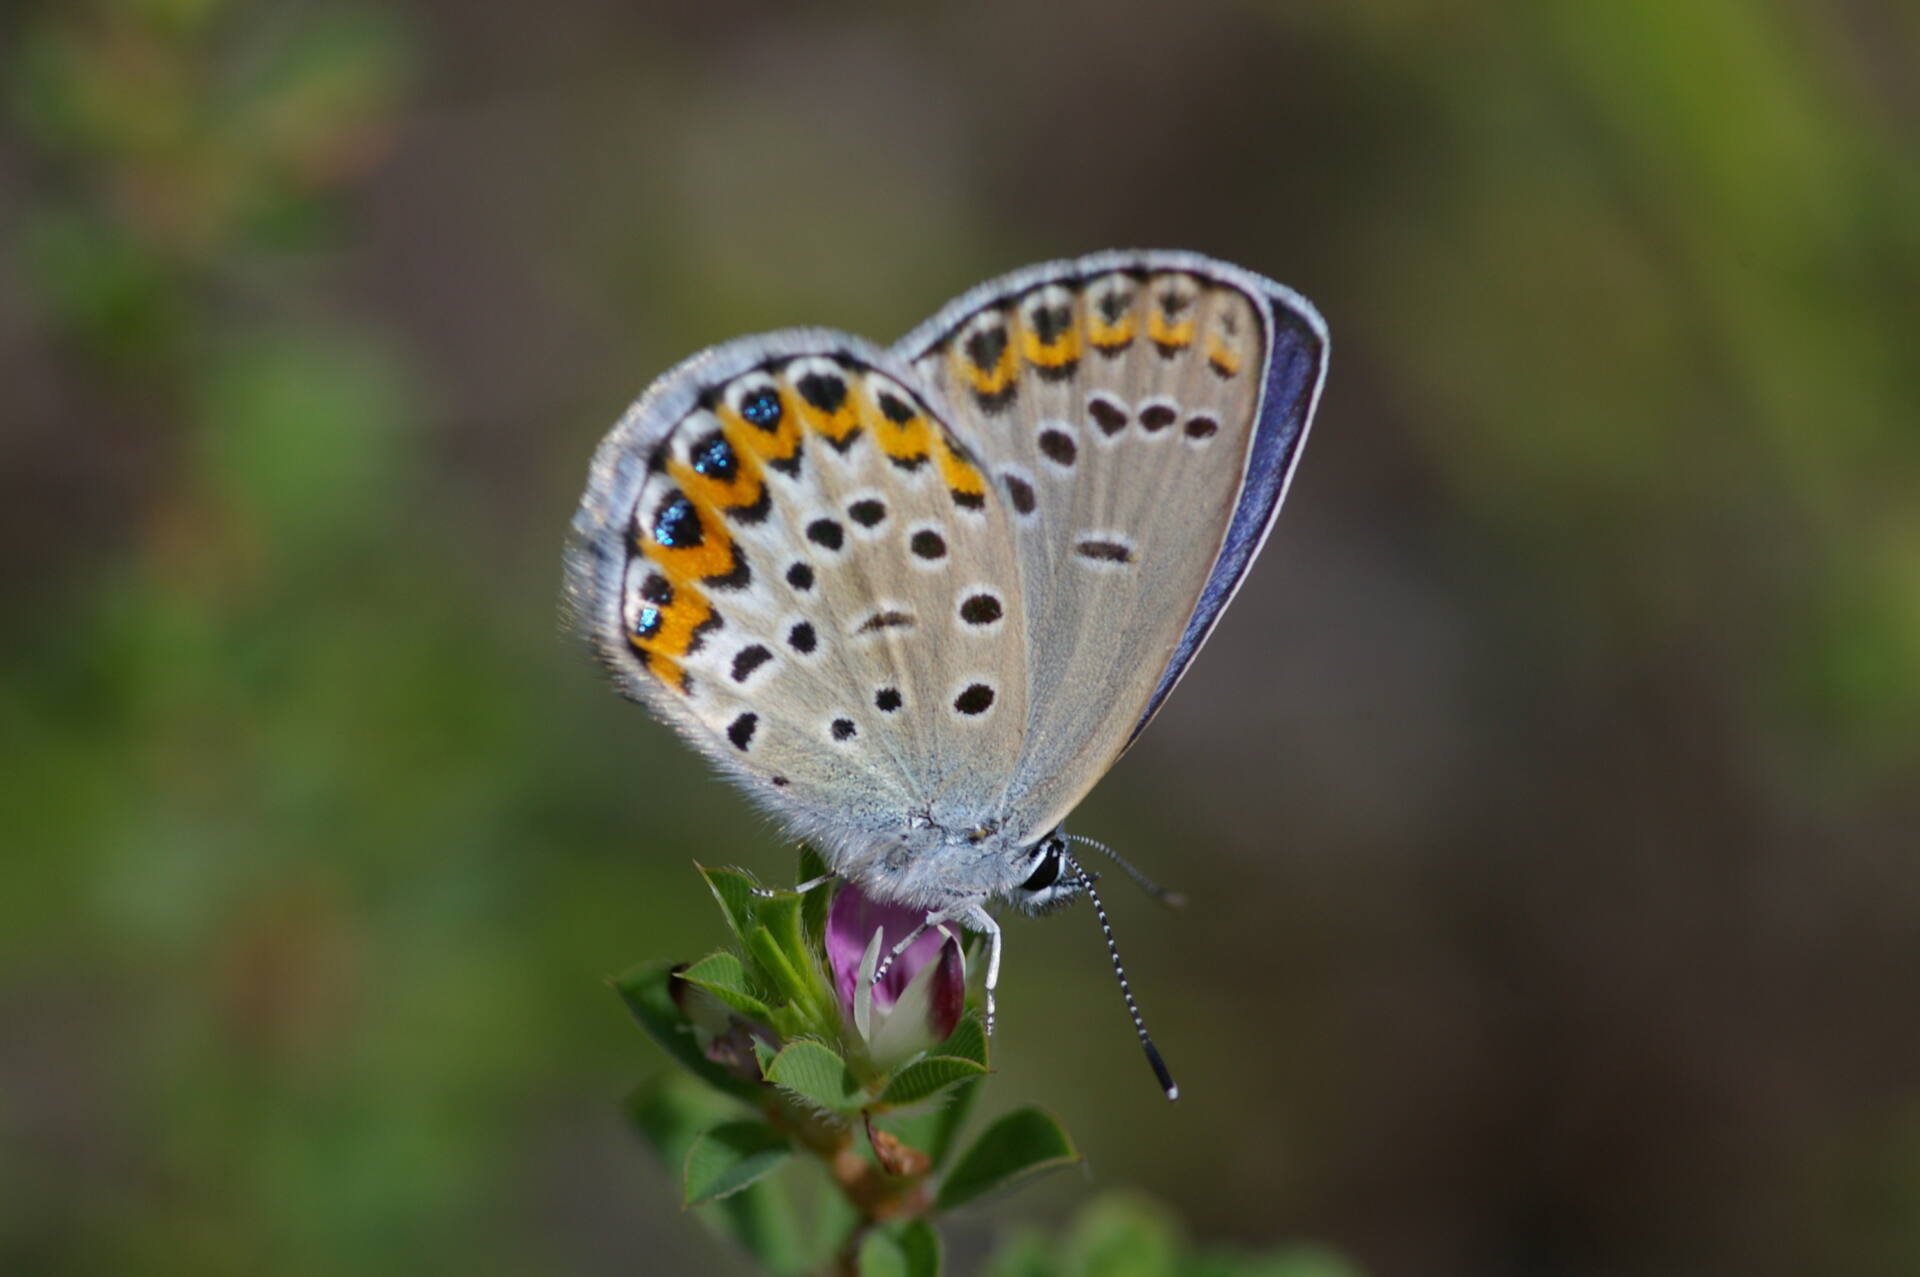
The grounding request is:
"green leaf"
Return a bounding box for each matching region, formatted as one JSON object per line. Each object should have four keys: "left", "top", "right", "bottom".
{"left": 612, "top": 961, "right": 762, "bottom": 1101}
{"left": 935, "top": 1106, "right": 1080, "bottom": 1211}
{"left": 766, "top": 1039, "right": 863, "bottom": 1112}
{"left": 897, "top": 1218, "right": 943, "bottom": 1276}
{"left": 700, "top": 863, "right": 764, "bottom": 944}
{"left": 883, "top": 1075, "right": 980, "bottom": 1169}
{"left": 680, "top": 950, "right": 774, "bottom": 1020}
{"left": 808, "top": 1179, "right": 862, "bottom": 1270}
{"left": 924, "top": 1077, "right": 980, "bottom": 1167}
{"left": 749, "top": 924, "right": 812, "bottom": 1008}
{"left": 857, "top": 1221, "right": 940, "bottom": 1277}
{"left": 934, "top": 1015, "right": 989, "bottom": 1067}
{"left": 858, "top": 1230, "right": 910, "bottom": 1277}
{"left": 713, "top": 1178, "right": 808, "bottom": 1276}
{"left": 625, "top": 1073, "right": 741, "bottom": 1169}
{"left": 878, "top": 1054, "right": 989, "bottom": 1107}
{"left": 684, "top": 1121, "right": 793, "bottom": 1206}
{"left": 759, "top": 893, "right": 832, "bottom": 1019}
{"left": 626, "top": 1077, "right": 807, "bottom": 1273}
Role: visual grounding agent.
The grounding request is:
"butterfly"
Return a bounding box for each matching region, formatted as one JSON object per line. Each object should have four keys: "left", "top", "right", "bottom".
{"left": 565, "top": 250, "right": 1327, "bottom": 1096}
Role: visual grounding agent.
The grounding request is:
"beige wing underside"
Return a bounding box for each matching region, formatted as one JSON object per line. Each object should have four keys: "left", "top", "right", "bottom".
{"left": 900, "top": 254, "right": 1294, "bottom": 840}
{"left": 565, "top": 332, "right": 1033, "bottom": 854}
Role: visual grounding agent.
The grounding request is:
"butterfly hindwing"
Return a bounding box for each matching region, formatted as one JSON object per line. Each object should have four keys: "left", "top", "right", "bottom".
{"left": 566, "top": 331, "right": 1031, "bottom": 855}
{"left": 897, "top": 251, "right": 1329, "bottom": 838}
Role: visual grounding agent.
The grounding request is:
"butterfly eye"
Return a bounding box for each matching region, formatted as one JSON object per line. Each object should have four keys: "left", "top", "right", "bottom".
{"left": 1019, "top": 845, "right": 1062, "bottom": 893}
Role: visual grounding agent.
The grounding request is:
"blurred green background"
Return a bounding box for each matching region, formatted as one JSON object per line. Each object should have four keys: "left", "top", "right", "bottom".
{"left": 4, "top": 1, "right": 1918, "bottom": 1273}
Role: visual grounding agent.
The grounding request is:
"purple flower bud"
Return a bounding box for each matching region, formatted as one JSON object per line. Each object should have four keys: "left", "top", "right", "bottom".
{"left": 826, "top": 881, "right": 965, "bottom": 1065}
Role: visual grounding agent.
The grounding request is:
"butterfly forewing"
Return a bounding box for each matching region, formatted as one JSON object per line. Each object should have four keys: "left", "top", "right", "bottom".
{"left": 899, "top": 251, "right": 1326, "bottom": 838}
{"left": 567, "top": 334, "right": 1031, "bottom": 849}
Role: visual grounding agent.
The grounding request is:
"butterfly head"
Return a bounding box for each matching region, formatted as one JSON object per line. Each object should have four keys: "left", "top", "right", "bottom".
{"left": 1008, "top": 829, "right": 1085, "bottom": 915}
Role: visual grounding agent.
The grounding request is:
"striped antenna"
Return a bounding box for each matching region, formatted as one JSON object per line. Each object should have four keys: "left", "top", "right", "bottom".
{"left": 1070, "top": 859, "right": 1178, "bottom": 1100}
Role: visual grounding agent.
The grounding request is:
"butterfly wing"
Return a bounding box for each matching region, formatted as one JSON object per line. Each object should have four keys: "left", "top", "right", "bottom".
{"left": 895, "top": 251, "right": 1329, "bottom": 839}
{"left": 565, "top": 331, "right": 1033, "bottom": 864}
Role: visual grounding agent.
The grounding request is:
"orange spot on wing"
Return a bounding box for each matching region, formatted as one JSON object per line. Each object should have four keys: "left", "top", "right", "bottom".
{"left": 790, "top": 384, "right": 860, "bottom": 447}
{"left": 1020, "top": 319, "right": 1081, "bottom": 369}
{"left": 667, "top": 452, "right": 762, "bottom": 517}
{"left": 872, "top": 407, "right": 933, "bottom": 467}
{"left": 1148, "top": 311, "right": 1195, "bottom": 349}
{"left": 1205, "top": 333, "right": 1242, "bottom": 376}
{"left": 936, "top": 434, "right": 987, "bottom": 503}
{"left": 644, "top": 499, "right": 737, "bottom": 584}
{"left": 1088, "top": 311, "right": 1135, "bottom": 351}
{"left": 627, "top": 574, "right": 714, "bottom": 692}
{"left": 956, "top": 338, "right": 1018, "bottom": 395}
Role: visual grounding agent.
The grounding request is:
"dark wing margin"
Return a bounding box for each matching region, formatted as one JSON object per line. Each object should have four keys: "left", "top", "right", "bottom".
{"left": 1128, "top": 280, "right": 1327, "bottom": 742}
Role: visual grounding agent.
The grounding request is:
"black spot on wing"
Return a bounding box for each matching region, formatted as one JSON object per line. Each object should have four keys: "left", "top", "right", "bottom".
{"left": 964, "top": 326, "right": 1008, "bottom": 371}
{"left": 730, "top": 645, "right": 773, "bottom": 682}
{"left": 738, "top": 388, "right": 783, "bottom": 430}
{"left": 959, "top": 593, "right": 1003, "bottom": 626}
{"left": 727, "top": 712, "right": 758, "bottom": 750}
{"left": 858, "top": 610, "right": 914, "bottom": 633}
{"left": 652, "top": 492, "right": 701, "bottom": 548}
{"left": 795, "top": 371, "right": 846, "bottom": 414}
{"left": 1002, "top": 474, "right": 1036, "bottom": 515}
{"left": 1030, "top": 303, "right": 1071, "bottom": 343}
{"left": 953, "top": 683, "right": 995, "bottom": 715}
{"left": 1038, "top": 429, "right": 1077, "bottom": 466}
{"left": 691, "top": 432, "right": 737, "bottom": 480}
{"left": 1076, "top": 538, "right": 1135, "bottom": 563}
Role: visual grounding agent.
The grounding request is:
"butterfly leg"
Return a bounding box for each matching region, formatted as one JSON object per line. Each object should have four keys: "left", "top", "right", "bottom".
{"left": 872, "top": 912, "right": 947, "bottom": 986}
{"left": 948, "top": 902, "right": 1002, "bottom": 1037}
{"left": 748, "top": 872, "right": 837, "bottom": 900}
